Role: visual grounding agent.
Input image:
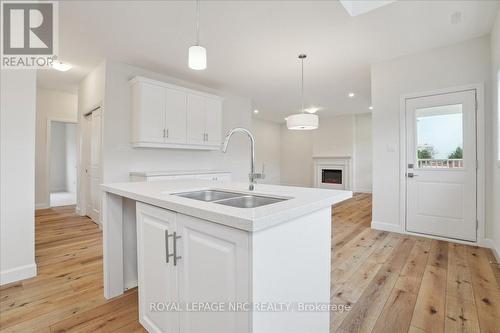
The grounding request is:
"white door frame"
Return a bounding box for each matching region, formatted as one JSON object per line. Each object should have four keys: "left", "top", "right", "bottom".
{"left": 46, "top": 117, "right": 78, "bottom": 208}
{"left": 399, "top": 83, "right": 486, "bottom": 245}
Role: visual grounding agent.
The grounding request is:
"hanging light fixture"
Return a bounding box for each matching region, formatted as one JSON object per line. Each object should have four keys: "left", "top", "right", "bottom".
{"left": 189, "top": 0, "right": 207, "bottom": 70}
{"left": 286, "top": 54, "right": 319, "bottom": 130}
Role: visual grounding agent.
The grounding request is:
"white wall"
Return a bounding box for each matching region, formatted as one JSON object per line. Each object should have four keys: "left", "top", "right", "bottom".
{"left": 312, "top": 115, "right": 355, "bottom": 158}
{"left": 99, "top": 60, "right": 253, "bottom": 184}
{"left": 50, "top": 122, "right": 67, "bottom": 192}
{"left": 65, "top": 123, "right": 77, "bottom": 194}
{"left": 0, "top": 70, "right": 37, "bottom": 285}
{"left": 35, "top": 88, "right": 78, "bottom": 208}
{"left": 490, "top": 9, "right": 500, "bottom": 257}
{"left": 47, "top": 122, "right": 77, "bottom": 194}
{"left": 354, "top": 113, "right": 373, "bottom": 192}
{"left": 371, "top": 36, "right": 492, "bottom": 237}
{"left": 280, "top": 128, "right": 314, "bottom": 187}
{"left": 280, "top": 113, "right": 373, "bottom": 191}
{"left": 252, "top": 118, "right": 281, "bottom": 184}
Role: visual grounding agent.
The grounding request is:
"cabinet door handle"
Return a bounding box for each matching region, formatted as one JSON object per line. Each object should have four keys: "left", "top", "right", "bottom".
{"left": 166, "top": 129, "right": 169, "bottom": 138}
{"left": 173, "top": 232, "right": 182, "bottom": 266}
{"left": 163, "top": 129, "right": 166, "bottom": 138}
{"left": 206, "top": 133, "right": 208, "bottom": 141}
{"left": 165, "top": 230, "right": 170, "bottom": 263}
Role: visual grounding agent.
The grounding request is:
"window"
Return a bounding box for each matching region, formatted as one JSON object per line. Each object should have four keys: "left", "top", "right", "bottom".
{"left": 415, "top": 104, "right": 463, "bottom": 169}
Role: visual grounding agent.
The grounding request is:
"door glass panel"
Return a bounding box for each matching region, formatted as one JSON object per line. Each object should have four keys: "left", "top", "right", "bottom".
{"left": 415, "top": 104, "right": 463, "bottom": 169}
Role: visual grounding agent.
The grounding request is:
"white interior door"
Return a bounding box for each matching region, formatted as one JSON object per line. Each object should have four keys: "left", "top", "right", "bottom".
{"left": 84, "top": 108, "right": 102, "bottom": 223}
{"left": 83, "top": 114, "right": 92, "bottom": 217}
{"left": 405, "top": 90, "right": 477, "bottom": 241}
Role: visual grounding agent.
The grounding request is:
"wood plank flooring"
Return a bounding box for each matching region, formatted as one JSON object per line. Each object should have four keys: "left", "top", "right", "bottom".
{"left": 1, "top": 194, "right": 499, "bottom": 332}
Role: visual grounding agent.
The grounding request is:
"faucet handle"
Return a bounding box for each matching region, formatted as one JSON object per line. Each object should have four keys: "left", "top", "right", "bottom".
{"left": 261, "top": 163, "right": 266, "bottom": 179}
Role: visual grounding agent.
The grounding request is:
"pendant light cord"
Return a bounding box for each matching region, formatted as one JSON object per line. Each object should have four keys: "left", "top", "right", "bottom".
{"left": 195, "top": 0, "right": 200, "bottom": 45}
{"left": 300, "top": 55, "right": 305, "bottom": 114}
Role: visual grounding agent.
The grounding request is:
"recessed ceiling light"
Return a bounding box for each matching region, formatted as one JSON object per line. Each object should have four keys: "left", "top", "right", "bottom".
{"left": 305, "top": 107, "right": 321, "bottom": 114}
{"left": 253, "top": 109, "right": 259, "bottom": 114}
{"left": 369, "top": 106, "right": 373, "bottom": 110}
{"left": 52, "top": 60, "right": 72, "bottom": 72}
{"left": 348, "top": 92, "right": 355, "bottom": 98}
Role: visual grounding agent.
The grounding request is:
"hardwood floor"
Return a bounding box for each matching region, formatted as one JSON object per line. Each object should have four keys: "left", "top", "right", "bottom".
{"left": 0, "top": 206, "right": 146, "bottom": 333}
{"left": 331, "top": 193, "right": 500, "bottom": 333}
{"left": 1, "top": 194, "right": 499, "bottom": 332}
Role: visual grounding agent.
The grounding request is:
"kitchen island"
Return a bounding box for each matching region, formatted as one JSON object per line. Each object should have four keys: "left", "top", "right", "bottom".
{"left": 101, "top": 179, "right": 351, "bottom": 333}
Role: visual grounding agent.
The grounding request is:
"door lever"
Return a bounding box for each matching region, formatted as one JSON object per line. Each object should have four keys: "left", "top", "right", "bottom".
{"left": 407, "top": 172, "right": 418, "bottom": 178}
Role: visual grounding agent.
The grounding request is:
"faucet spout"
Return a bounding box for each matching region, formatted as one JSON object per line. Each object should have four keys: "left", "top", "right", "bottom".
{"left": 221, "top": 127, "right": 264, "bottom": 190}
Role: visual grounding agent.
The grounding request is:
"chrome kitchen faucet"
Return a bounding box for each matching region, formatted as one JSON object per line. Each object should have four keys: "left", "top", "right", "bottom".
{"left": 221, "top": 127, "right": 265, "bottom": 191}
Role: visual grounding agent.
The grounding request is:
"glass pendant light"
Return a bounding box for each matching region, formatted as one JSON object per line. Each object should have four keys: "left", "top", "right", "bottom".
{"left": 189, "top": 0, "right": 207, "bottom": 70}
{"left": 286, "top": 54, "right": 319, "bottom": 130}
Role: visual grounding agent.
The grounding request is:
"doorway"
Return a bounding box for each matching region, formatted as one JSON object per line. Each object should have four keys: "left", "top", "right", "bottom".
{"left": 404, "top": 89, "right": 477, "bottom": 241}
{"left": 48, "top": 120, "right": 77, "bottom": 207}
{"left": 82, "top": 107, "right": 102, "bottom": 224}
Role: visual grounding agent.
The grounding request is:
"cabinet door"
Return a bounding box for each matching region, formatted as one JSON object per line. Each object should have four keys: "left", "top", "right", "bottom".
{"left": 186, "top": 94, "right": 206, "bottom": 145}
{"left": 136, "top": 203, "right": 179, "bottom": 333}
{"left": 135, "top": 83, "right": 166, "bottom": 143}
{"left": 165, "top": 88, "right": 187, "bottom": 144}
{"left": 204, "top": 98, "right": 222, "bottom": 146}
{"left": 176, "top": 214, "right": 250, "bottom": 333}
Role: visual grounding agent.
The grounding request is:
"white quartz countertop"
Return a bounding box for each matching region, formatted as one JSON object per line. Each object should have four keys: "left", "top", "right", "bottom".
{"left": 101, "top": 180, "right": 352, "bottom": 232}
{"left": 129, "top": 170, "right": 230, "bottom": 177}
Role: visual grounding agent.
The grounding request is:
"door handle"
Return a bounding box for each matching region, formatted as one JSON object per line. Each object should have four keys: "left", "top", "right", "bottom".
{"left": 173, "top": 232, "right": 182, "bottom": 266}
{"left": 165, "top": 230, "right": 172, "bottom": 263}
{"left": 407, "top": 172, "right": 418, "bottom": 178}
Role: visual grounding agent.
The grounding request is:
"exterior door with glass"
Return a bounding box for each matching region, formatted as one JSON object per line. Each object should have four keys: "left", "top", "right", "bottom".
{"left": 405, "top": 90, "right": 477, "bottom": 241}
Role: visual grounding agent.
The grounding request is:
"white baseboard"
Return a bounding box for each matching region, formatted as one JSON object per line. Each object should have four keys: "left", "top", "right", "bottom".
{"left": 371, "top": 220, "right": 403, "bottom": 233}
{"left": 0, "top": 263, "right": 37, "bottom": 286}
{"left": 35, "top": 203, "right": 49, "bottom": 210}
{"left": 481, "top": 238, "right": 500, "bottom": 262}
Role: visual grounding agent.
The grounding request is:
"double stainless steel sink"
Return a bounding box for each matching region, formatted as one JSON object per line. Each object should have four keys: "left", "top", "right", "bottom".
{"left": 172, "top": 190, "right": 289, "bottom": 208}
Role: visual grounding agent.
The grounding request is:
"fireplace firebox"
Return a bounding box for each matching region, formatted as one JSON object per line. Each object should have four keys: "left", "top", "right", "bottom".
{"left": 322, "top": 169, "right": 342, "bottom": 184}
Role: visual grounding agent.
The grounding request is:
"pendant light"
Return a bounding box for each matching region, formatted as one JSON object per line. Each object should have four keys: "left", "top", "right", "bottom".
{"left": 189, "top": 0, "right": 207, "bottom": 70}
{"left": 286, "top": 54, "right": 319, "bottom": 130}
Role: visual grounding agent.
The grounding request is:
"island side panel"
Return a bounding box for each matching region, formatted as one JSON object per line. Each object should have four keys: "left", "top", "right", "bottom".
{"left": 123, "top": 198, "right": 139, "bottom": 290}
{"left": 103, "top": 191, "right": 124, "bottom": 299}
{"left": 250, "top": 207, "right": 332, "bottom": 333}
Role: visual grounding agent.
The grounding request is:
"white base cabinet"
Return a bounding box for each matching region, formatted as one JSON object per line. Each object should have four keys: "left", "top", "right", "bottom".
{"left": 136, "top": 202, "right": 249, "bottom": 333}
{"left": 136, "top": 202, "right": 332, "bottom": 333}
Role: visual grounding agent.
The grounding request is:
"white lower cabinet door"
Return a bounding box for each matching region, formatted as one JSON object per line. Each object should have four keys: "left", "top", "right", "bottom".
{"left": 136, "top": 203, "right": 179, "bottom": 333}
{"left": 176, "top": 214, "right": 250, "bottom": 333}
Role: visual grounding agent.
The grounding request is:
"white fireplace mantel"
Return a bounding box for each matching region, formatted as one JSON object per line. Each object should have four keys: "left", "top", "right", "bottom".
{"left": 313, "top": 156, "right": 352, "bottom": 190}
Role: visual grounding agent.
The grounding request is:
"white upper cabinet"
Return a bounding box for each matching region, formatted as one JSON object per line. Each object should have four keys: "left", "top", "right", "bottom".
{"left": 131, "top": 82, "right": 165, "bottom": 144}
{"left": 130, "top": 76, "right": 223, "bottom": 150}
{"left": 205, "top": 98, "right": 222, "bottom": 146}
{"left": 165, "top": 88, "right": 187, "bottom": 144}
{"left": 186, "top": 94, "right": 206, "bottom": 145}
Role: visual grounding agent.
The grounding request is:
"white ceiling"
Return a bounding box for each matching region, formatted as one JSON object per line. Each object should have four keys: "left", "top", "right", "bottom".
{"left": 37, "top": 0, "right": 499, "bottom": 122}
